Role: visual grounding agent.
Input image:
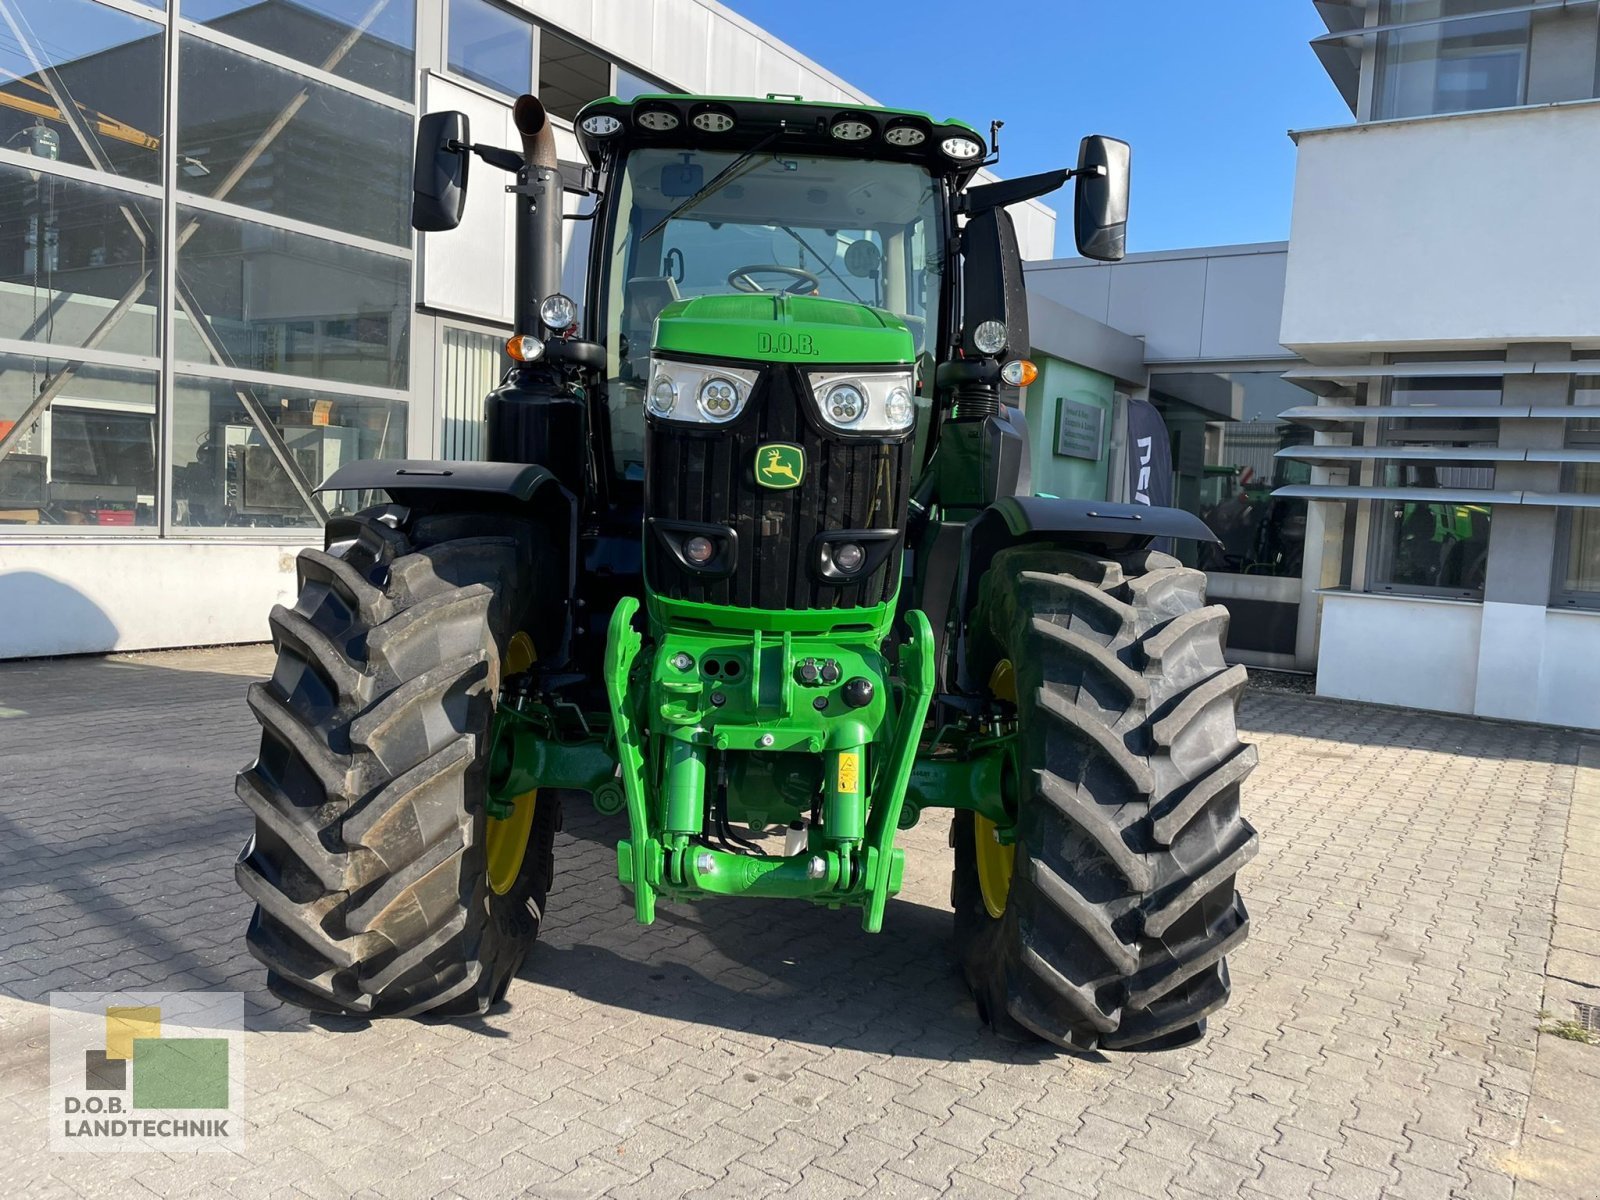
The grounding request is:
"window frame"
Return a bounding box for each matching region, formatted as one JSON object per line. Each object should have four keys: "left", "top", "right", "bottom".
{"left": 443, "top": 0, "right": 537, "bottom": 98}
{"left": 441, "top": 2, "right": 676, "bottom": 114}
{"left": 1551, "top": 396, "right": 1600, "bottom": 609}
{"left": 1365, "top": 376, "right": 1503, "bottom": 600}
{"left": 1372, "top": 8, "right": 1533, "bottom": 120}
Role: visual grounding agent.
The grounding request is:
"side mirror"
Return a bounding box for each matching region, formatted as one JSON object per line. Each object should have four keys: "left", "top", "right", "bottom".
{"left": 412, "top": 111, "right": 470, "bottom": 232}
{"left": 1073, "top": 135, "right": 1130, "bottom": 262}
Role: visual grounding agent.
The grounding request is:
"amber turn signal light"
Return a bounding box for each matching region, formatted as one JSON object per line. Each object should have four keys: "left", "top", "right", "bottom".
{"left": 507, "top": 334, "right": 544, "bottom": 362}
{"left": 1000, "top": 358, "right": 1037, "bottom": 387}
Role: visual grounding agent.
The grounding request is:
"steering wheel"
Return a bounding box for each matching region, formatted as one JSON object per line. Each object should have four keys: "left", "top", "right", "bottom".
{"left": 727, "top": 265, "right": 821, "bottom": 295}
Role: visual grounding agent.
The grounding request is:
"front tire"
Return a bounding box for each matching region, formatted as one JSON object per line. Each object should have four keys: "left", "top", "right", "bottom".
{"left": 954, "top": 546, "right": 1258, "bottom": 1051}
{"left": 235, "top": 507, "right": 559, "bottom": 1017}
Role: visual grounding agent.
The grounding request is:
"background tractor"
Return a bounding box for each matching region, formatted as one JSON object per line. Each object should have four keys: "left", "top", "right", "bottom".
{"left": 234, "top": 90, "right": 1258, "bottom": 1051}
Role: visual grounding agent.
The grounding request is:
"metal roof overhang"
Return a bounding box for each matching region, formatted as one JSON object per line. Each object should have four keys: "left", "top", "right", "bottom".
{"left": 1272, "top": 485, "right": 1600, "bottom": 508}
{"left": 1279, "top": 404, "right": 1600, "bottom": 426}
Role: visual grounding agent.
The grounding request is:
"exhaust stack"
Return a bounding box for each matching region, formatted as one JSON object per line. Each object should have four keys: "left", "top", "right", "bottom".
{"left": 512, "top": 94, "right": 564, "bottom": 339}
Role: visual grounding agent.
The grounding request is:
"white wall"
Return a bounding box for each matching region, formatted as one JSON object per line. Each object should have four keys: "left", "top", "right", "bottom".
{"left": 1282, "top": 101, "right": 1600, "bottom": 356}
{"left": 1535, "top": 609, "right": 1600, "bottom": 730}
{"left": 1026, "top": 244, "right": 1290, "bottom": 364}
{"left": 511, "top": 0, "right": 870, "bottom": 106}
{"left": 1316, "top": 591, "right": 1600, "bottom": 729}
{"left": 0, "top": 542, "right": 300, "bottom": 658}
{"left": 1317, "top": 591, "right": 1483, "bottom": 716}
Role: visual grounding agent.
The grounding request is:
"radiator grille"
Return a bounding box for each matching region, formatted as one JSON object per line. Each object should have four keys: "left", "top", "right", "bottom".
{"left": 645, "top": 365, "right": 912, "bottom": 610}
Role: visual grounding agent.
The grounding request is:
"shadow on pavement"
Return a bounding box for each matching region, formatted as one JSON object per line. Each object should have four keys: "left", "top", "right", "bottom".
{"left": 491, "top": 800, "right": 1063, "bottom": 1065}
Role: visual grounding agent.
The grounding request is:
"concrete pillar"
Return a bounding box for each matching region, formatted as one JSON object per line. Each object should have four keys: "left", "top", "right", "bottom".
{"left": 1474, "top": 343, "right": 1569, "bottom": 721}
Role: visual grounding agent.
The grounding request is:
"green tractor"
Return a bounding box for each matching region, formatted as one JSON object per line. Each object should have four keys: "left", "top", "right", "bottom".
{"left": 234, "top": 90, "right": 1257, "bottom": 1051}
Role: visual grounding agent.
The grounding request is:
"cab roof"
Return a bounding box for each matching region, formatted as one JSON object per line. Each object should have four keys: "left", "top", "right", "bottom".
{"left": 573, "top": 93, "right": 987, "bottom": 175}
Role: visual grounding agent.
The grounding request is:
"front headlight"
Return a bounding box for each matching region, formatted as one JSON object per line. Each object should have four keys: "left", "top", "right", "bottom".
{"left": 646, "top": 358, "right": 759, "bottom": 424}
{"left": 539, "top": 293, "right": 578, "bottom": 331}
{"left": 806, "top": 369, "right": 916, "bottom": 433}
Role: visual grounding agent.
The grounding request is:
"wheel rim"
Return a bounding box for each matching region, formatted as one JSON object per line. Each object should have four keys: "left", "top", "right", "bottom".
{"left": 487, "top": 632, "right": 537, "bottom": 896}
{"left": 486, "top": 790, "right": 538, "bottom": 895}
{"left": 976, "top": 660, "right": 1019, "bottom": 918}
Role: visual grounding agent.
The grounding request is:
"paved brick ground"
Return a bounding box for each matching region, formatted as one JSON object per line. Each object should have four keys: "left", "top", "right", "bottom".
{"left": 0, "top": 645, "right": 1595, "bottom": 1199}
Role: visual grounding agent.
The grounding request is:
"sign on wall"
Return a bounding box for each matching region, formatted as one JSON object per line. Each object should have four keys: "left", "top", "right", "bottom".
{"left": 1054, "top": 398, "right": 1104, "bottom": 461}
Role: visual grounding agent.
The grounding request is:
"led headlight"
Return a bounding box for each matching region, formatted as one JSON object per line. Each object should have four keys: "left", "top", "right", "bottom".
{"left": 636, "top": 106, "right": 679, "bottom": 132}
{"left": 884, "top": 121, "right": 926, "bottom": 147}
{"left": 646, "top": 358, "right": 759, "bottom": 425}
{"left": 830, "top": 116, "right": 873, "bottom": 142}
{"left": 806, "top": 369, "right": 916, "bottom": 433}
{"left": 539, "top": 293, "right": 577, "bottom": 331}
{"left": 691, "top": 105, "right": 736, "bottom": 133}
{"left": 939, "top": 133, "right": 985, "bottom": 161}
{"left": 824, "top": 382, "right": 866, "bottom": 425}
{"left": 580, "top": 113, "right": 622, "bottom": 137}
{"left": 697, "top": 376, "right": 741, "bottom": 421}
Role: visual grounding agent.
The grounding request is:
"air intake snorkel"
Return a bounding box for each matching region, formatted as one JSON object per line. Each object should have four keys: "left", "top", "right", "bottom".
{"left": 512, "top": 94, "right": 565, "bottom": 342}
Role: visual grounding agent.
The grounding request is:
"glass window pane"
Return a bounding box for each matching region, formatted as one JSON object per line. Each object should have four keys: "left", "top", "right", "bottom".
{"left": 1562, "top": 464, "right": 1600, "bottom": 596}
{"left": 0, "top": 0, "right": 165, "bottom": 183}
{"left": 0, "top": 160, "right": 162, "bottom": 357}
{"left": 177, "top": 36, "right": 413, "bottom": 246}
{"left": 181, "top": 0, "right": 417, "bottom": 101}
{"left": 1373, "top": 495, "right": 1492, "bottom": 593}
{"left": 1150, "top": 371, "right": 1308, "bottom": 577}
{"left": 0, "top": 352, "right": 157, "bottom": 528}
{"left": 176, "top": 206, "right": 410, "bottom": 388}
{"left": 538, "top": 29, "right": 611, "bottom": 121}
{"left": 170, "top": 373, "right": 406, "bottom": 528}
{"left": 1383, "top": 0, "right": 1516, "bottom": 21}
{"left": 1390, "top": 377, "right": 1502, "bottom": 406}
{"left": 447, "top": 0, "right": 532, "bottom": 97}
{"left": 615, "top": 66, "right": 675, "bottom": 101}
{"left": 1376, "top": 13, "right": 1529, "bottom": 119}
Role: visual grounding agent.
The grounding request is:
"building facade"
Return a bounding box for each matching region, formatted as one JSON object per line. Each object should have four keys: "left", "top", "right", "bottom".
{"left": 1028, "top": 2, "right": 1600, "bottom": 731}
{"left": 9, "top": 0, "right": 1592, "bottom": 736}
{"left": 0, "top": 0, "right": 1054, "bottom": 657}
{"left": 1026, "top": 244, "right": 1317, "bottom": 673}
{"left": 1280, "top": 0, "right": 1600, "bottom": 728}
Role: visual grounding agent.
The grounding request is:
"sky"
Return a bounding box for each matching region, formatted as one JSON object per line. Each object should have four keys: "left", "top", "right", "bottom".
{"left": 721, "top": 0, "right": 1353, "bottom": 258}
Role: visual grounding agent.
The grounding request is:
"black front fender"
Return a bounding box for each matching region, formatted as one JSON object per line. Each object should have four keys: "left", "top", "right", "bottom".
{"left": 318, "top": 458, "right": 565, "bottom": 505}
{"left": 950, "top": 496, "right": 1217, "bottom": 691}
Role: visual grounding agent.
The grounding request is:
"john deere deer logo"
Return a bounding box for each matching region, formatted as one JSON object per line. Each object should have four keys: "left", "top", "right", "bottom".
{"left": 755, "top": 444, "right": 804, "bottom": 490}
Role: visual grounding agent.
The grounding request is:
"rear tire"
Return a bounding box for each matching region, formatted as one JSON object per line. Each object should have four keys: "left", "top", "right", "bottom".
{"left": 953, "top": 546, "right": 1257, "bottom": 1051}
{"left": 235, "top": 507, "right": 560, "bottom": 1017}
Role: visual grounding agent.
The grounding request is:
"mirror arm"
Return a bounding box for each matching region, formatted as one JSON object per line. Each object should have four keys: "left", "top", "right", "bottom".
{"left": 451, "top": 140, "right": 525, "bottom": 174}
{"left": 959, "top": 167, "right": 1072, "bottom": 215}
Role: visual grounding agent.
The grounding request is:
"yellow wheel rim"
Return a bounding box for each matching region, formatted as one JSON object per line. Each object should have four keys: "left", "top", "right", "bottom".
{"left": 486, "top": 789, "right": 538, "bottom": 895}
{"left": 487, "top": 632, "right": 538, "bottom": 896}
{"left": 975, "top": 660, "right": 1018, "bottom": 918}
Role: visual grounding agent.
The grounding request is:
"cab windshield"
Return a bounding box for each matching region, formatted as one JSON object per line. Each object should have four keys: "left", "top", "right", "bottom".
{"left": 600, "top": 147, "right": 944, "bottom": 478}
